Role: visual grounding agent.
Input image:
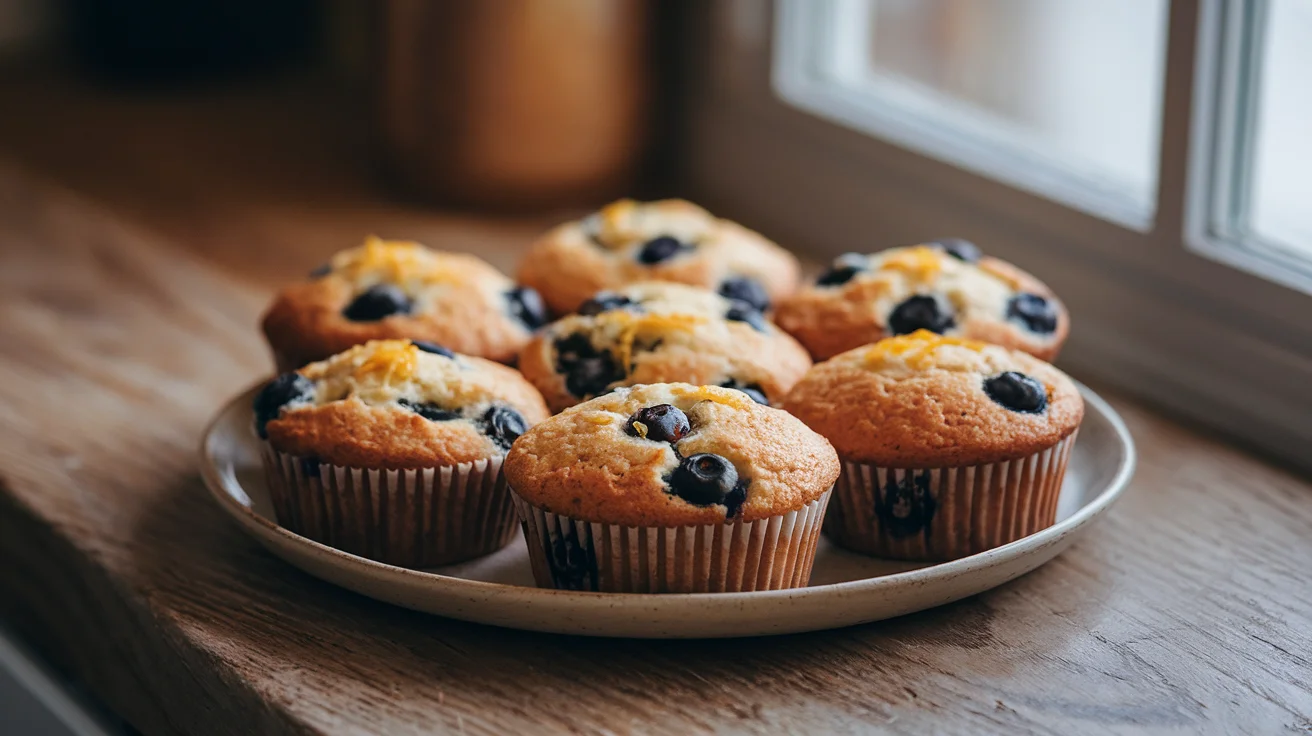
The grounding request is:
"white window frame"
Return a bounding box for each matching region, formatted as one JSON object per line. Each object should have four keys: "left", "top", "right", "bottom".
{"left": 683, "top": 0, "right": 1312, "bottom": 472}
{"left": 1185, "top": 0, "right": 1312, "bottom": 296}
{"left": 772, "top": 0, "right": 1162, "bottom": 232}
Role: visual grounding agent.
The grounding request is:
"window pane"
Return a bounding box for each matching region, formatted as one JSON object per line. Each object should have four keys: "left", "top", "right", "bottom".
{"left": 1249, "top": 0, "right": 1312, "bottom": 253}
{"left": 835, "top": 0, "right": 1168, "bottom": 209}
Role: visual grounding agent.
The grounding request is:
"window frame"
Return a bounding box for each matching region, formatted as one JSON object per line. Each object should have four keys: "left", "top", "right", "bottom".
{"left": 683, "top": 0, "right": 1312, "bottom": 472}
{"left": 1185, "top": 0, "right": 1312, "bottom": 296}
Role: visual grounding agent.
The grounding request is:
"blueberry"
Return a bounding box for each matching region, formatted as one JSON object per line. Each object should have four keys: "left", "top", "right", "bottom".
{"left": 397, "top": 399, "right": 461, "bottom": 422}
{"left": 887, "top": 294, "right": 955, "bottom": 335}
{"left": 548, "top": 531, "right": 596, "bottom": 590}
{"left": 983, "top": 371, "right": 1048, "bottom": 414}
{"left": 343, "top": 284, "right": 413, "bottom": 321}
{"left": 930, "top": 238, "right": 982, "bottom": 263}
{"left": 300, "top": 456, "right": 321, "bottom": 478}
{"left": 308, "top": 263, "right": 331, "bottom": 279}
{"left": 506, "top": 286, "right": 548, "bottom": 329}
{"left": 412, "top": 340, "right": 455, "bottom": 358}
{"left": 720, "top": 380, "right": 768, "bottom": 405}
{"left": 816, "top": 253, "right": 868, "bottom": 287}
{"left": 668, "top": 453, "right": 742, "bottom": 509}
{"left": 626, "top": 404, "right": 690, "bottom": 443}
{"left": 482, "top": 405, "right": 528, "bottom": 449}
{"left": 718, "top": 276, "right": 770, "bottom": 312}
{"left": 565, "top": 356, "right": 622, "bottom": 398}
{"left": 554, "top": 334, "right": 625, "bottom": 398}
{"left": 253, "top": 372, "right": 315, "bottom": 439}
{"left": 578, "top": 292, "right": 634, "bottom": 316}
{"left": 637, "top": 235, "right": 690, "bottom": 264}
{"left": 877, "top": 471, "right": 936, "bottom": 538}
{"left": 1007, "top": 293, "right": 1058, "bottom": 334}
{"left": 725, "top": 300, "right": 768, "bottom": 333}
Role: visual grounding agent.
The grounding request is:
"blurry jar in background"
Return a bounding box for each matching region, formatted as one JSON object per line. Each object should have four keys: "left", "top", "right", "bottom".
{"left": 376, "top": 0, "right": 651, "bottom": 211}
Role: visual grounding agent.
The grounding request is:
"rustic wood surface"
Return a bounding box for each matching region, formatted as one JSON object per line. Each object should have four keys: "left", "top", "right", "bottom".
{"left": 0, "top": 72, "right": 1310, "bottom": 736}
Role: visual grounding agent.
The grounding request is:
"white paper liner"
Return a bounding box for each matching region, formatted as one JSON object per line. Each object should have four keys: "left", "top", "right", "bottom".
{"left": 510, "top": 490, "right": 832, "bottom": 593}
{"left": 825, "top": 431, "right": 1078, "bottom": 561}
{"left": 260, "top": 444, "right": 514, "bottom": 568}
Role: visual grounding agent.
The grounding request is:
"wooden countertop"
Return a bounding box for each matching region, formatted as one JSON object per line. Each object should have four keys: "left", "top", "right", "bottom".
{"left": 1, "top": 72, "right": 1310, "bottom": 735}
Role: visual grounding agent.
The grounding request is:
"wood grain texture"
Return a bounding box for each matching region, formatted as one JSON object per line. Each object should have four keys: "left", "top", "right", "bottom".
{"left": 0, "top": 73, "right": 1310, "bottom": 735}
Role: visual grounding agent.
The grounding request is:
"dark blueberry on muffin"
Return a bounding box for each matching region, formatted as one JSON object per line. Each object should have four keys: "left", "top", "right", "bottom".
{"left": 1007, "top": 293, "right": 1058, "bottom": 334}
{"left": 888, "top": 294, "right": 955, "bottom": 336}
{"left": 343, "top": 284, "right": 413, "bottom": 321}
{"left": 482, "top": 405, "right": 528, "bottom": 449}
{"left": 548, "top": 531, "right": 596, "bottom": 590}
{"left": 719, "top": 380, "right": 768, "bottom": 405}
{"left": 626, "top": 404, "right": 690, "bottom": 443}
{"left": 930, "top": 238, "right": 982, "bottom": 263}
{"left": 506, "top": 286, "right": 548, "bottom": 329}
{"left": 816, "top": 253, "right": 868, "bottom": 287}
{"left": 725, "top": 301, "right": 768, "bottom": 332}
{"left": 877, "top": 471, "right": 936, "bottom": 538}
{"left": 718, "top": 276, "right": 770, "bottom": 312}
{"left": 412, "top": 340, "right": 455, "bottom": 358}
{"left": 397, "top": 399, "right": 461, "bottom": 422}
{"left": 983, "top": 371, "right": 1048, "bottom": 414}
{"left": 668, "top": 453, "right": 741, "bottom": 507}
{"left": 637, "top": 235, "right": 690, "bottom": 264}
{"left": 578, "top": 292, "right": 634, "bottom": 316}
{"left": 254, "top": 372, "right": 315, "bottom": 438}
{"left": 554, "top": 333, "right": 624, "bottom": 398}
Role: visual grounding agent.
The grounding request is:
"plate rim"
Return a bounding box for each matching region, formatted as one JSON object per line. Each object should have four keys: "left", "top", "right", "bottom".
{"left": 199, "top": 381, "right": 1135, "bottom": 619}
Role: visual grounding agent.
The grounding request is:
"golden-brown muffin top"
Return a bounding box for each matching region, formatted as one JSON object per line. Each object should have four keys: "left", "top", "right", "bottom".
{"left": 262, "top": 237, "right": 546, "bottom": 368}
{"left": 257, "top": 339, "right": 549, "bottom": 469}
{"left": 516, "top": 199, "right": 800, "bottom": 315}
{"left": 784, "top": 330, "right": 1083, "bottom": 467}
{"left": 505, "top": 383, "right": 839, "bottom": 527}
{"left": 517, "top": 282, "right": 812, "bottom": 412}
{"left": 774, "top": 241, "right": 1068, "bottom": 361}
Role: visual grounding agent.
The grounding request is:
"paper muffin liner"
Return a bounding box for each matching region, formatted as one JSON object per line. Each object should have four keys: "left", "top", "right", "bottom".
{"left": 260, "top": 444, "right": 515, "bottom": 568}
{"left": 510, "top": 490, "right": 831, "bottom": 593}
{"left": 824, "top": 431, "right": 1078, "bottom": 562}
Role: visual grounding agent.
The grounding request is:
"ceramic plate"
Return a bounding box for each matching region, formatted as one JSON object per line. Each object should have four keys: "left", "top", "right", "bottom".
{"left": 199, "top": 384, "right": 1134, "bottom": 639}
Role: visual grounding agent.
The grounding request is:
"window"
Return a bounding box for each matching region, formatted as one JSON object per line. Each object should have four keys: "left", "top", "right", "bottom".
{"left": 1189, "top": 0, "right": 1312, "bottom": 294}
{"left": 686, "top": 0, "right": 1312, "bottom": 472}
{"left": 775, "top": 0, "right": 1170, "bottom": 229}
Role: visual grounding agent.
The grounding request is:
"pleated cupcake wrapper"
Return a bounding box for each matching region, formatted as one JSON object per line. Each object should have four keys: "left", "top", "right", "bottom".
{"left": 825, "top": 431, "right": 1078, "bottom": 562}
{"left": 510, "top": 490, "right": 831, "bottom": 594}
{"left": 260, "top": 444, "right": 515, "bottom": 568}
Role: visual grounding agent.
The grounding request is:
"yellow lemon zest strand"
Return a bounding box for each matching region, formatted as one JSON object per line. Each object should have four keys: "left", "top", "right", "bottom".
{"left": 332, "top": 236, "right": 444, "bottom": 284}
{"left": 673, "top": 384, "right": 752, "bottom": 409}
{"left": 608, "top": 312, "right": 708, "bottom": 376}
{"left": 878, "top": 245, "right": 944, "bottom": 283}
{"left": 631, "top": 420, "right": 649, "bottom": 439}
{"left": 594, "top": 199, "right": 638, "bottom": 246}
{"left": 864, "top": 330, "right": 988, "bottom": 371}
{"left": 353, "top": 340, "right": 419, "bottom": 386}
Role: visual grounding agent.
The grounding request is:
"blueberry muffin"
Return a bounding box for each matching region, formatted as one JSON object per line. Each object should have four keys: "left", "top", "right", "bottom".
{"left": 255, "top": 339, "right": 550, "bottom": 567}
{"left": 783, "top": 330, "right": 1084, "bottom": 561}
{"left": 516, "top": 199, "right": 800, "bottom": 315}
{"left": 517, "top": 281, "right": 812, "bottom": 412}
{"left": 262, "top": 236, "right": 547, "bottom": 370}
{"left": 774, "top": 240, "right": 1068, "bottom": 361}
{"left": 504, "top": 383, "right": 840, "bottom": 593}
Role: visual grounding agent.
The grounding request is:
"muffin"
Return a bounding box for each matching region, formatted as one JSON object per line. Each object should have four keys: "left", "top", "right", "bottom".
{"left": 517, "top": 281, "right": 812, "bottom": 412}
{"left": 784, "top": 330, "right": 1084, "bottom": 561}
{"left": 262, "top": 236, "right": 547, "bottom": 370}
{"left": 774, "top": 240, "right": 1068, "bottom": 361}
{"left": 516, "top": 198, "right": 800, "bottom": 315}
{"left": 254, "top": 338, "right": 550, "bottom": 567}
{"left": 504, "top": 383, "right": 840, "bottom": 593}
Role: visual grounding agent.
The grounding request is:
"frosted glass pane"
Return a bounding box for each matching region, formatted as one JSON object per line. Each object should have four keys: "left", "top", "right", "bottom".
{"left": 1250, "top": 0, "right": 1312, "bottom": 254}
{"left": 857, "top": 0, "right": 1168, "bottom": 201}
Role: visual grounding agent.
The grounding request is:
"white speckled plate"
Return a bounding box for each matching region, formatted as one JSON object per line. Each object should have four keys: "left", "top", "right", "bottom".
{"left": 199, "top": 383, "right": 1134, "bottom": 639}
